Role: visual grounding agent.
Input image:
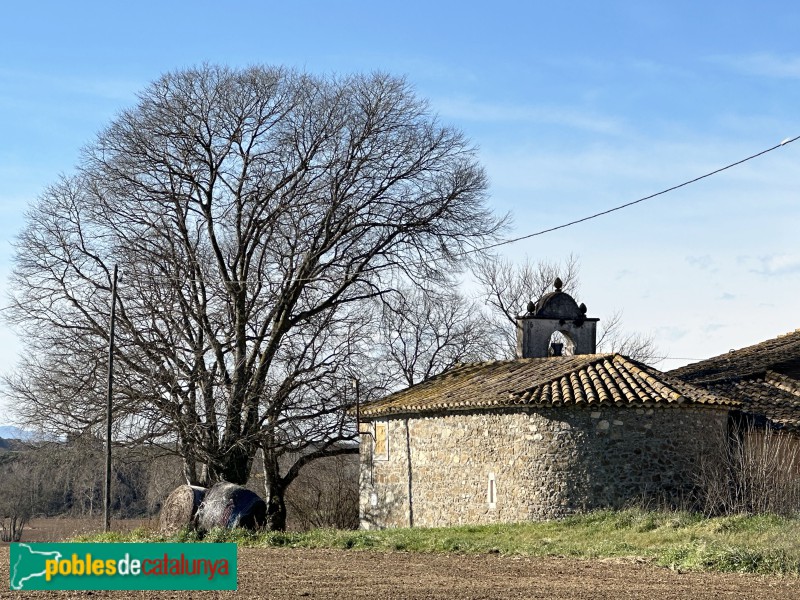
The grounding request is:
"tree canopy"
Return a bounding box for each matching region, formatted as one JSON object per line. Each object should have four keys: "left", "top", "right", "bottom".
{"left": 6, "top": 65, "right": 504, "bottom": 528}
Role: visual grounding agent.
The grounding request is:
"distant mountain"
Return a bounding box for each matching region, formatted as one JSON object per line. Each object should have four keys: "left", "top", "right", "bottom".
{"left": 0, "top": 425, "right": 35, "bottom": 441}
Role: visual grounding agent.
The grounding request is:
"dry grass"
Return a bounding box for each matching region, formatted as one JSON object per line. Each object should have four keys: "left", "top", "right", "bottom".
{"left": 1, "top": 517, "right": 155, "bottom": 545}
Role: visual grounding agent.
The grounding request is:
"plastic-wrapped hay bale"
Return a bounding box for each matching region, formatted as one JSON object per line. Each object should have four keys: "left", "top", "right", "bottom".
{"left": 195, "top": 482, "right": 267, "bottom": 532}
{"left": 159, "top": 485, "right": 206, "bottom": 533}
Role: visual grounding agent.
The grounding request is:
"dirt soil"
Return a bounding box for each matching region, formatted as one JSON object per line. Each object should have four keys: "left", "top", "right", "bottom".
{"left": 3, "top": 546, "right": 800, "bottom": 599}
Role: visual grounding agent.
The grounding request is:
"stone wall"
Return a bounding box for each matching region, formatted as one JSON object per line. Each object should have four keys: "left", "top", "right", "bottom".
{"left": 359, "top": 405, "right": 729, "bottom": 529}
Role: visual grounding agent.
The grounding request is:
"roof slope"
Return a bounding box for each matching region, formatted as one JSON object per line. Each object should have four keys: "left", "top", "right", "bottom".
{"left": 707, "top": 371, "right": 800, "bottom": 430}
{"left": 670, "top": 329, "right": 800, "bottom": 431}
{"left": 360, "top": 354, "right": 736, "bottom": 418}
{"left": 669, "top": 329, "right": 800, "bottom": 385}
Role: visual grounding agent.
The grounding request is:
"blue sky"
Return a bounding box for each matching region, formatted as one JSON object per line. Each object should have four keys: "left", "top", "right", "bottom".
{"left": 1, "top": 1, "right": 799, "bottom": 413}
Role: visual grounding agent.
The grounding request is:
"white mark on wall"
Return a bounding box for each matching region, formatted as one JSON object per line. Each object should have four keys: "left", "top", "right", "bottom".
{"left": 488, "top": 472, "right": 497, "bottom": 509}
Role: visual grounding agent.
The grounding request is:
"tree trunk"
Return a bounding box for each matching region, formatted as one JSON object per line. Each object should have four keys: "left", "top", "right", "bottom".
{"left": 212, "top": 445, "right": 255, "bottom": 485}
{"left": 183, "top": 457, "right": 199, "bottom": 486}
{"left": 262, "top": 448, "right": 288, "bottom": 531}
{"left": 182, "top": 441, "right": 256, "bottom": 487}
{"left": 266, "top": 483, "right": 287, "bottom": 531}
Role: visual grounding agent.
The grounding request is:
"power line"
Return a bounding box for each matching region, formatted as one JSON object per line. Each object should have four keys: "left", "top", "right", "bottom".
{"left": 100, "top": 135, "right": 800, "bottom": 286}
{"left": 474, "top": 134, "right": 800, "bottom": 253}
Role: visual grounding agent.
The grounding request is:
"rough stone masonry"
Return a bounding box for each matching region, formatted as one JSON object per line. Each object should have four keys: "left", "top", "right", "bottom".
{"left": 359, "top": 404, "right": 727, "bottom": 529}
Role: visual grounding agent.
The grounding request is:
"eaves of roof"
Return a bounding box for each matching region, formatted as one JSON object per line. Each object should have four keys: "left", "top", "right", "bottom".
{"left": 360, "top": 353, "right": 737, "bottom": 419}
{"left": 708, "top": 371, "right": 800, "bottom": 431}
{"left": 669, "top": 328, "right": 800, "bottom": 385}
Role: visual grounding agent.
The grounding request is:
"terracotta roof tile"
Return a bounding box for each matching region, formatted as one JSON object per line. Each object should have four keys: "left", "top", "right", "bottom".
{"left": 669, "top": 328, "right": 800, "bottom": 385}
{"left": 359, "top": 354, "right": 736, "bottom": 418}
{"left": 708, "top": 371, "right": 800, "bottom": 430}
{"left": 669, "top": 329, "right": 800, "bottom": 429}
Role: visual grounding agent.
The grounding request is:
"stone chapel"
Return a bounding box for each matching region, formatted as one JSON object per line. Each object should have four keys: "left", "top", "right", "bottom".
{"left": 357, "top": 281, "right": 799, "bottom": 529}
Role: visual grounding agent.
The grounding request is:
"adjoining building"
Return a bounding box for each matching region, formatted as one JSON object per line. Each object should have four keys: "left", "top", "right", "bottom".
{"left": 357, "top": 282, "right": 798, "bottom": 529}
{"left": 669, "top": 329, "right": 800, "bottom": 431}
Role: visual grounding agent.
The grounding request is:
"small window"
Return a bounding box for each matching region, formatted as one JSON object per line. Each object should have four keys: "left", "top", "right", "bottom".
{"left": 374, "top": 421, "right": 389, "bottom": 461}
{"left": 487, "top": 473, "right": 497, "bottom": 509}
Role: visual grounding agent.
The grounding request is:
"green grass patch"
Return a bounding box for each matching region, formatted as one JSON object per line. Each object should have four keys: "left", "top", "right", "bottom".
{"left": 75, "top": 509, "right": 800, "bottom": 576}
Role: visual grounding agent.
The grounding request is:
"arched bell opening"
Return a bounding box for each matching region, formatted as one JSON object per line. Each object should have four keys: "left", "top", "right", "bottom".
{"left": 548, "top": 330, "right": 576, "bottom": 356}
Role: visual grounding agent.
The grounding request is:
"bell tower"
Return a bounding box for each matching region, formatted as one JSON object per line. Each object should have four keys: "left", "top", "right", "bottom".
{"left": 516, "top": 278, "right": 599, "bottom": 358}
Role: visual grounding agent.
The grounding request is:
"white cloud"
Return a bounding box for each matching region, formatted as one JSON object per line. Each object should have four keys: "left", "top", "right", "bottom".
{"left": 614, "top": 268, "right": 635, "bottom": 280}
{"left": 431, "top": 96, "right": 625, "bottom": 134}
{"left": 686, "top": 255, "right": 717, "bottom": 272}
{"left": 391, "top": 59, "right": 480, "bottom": 86}
{"left": 654, "top": 326, "right": 689, "bottom": 342}
{"left": 702, "top": 323, "right": 726, "bottom": 334}
{"left": 710, "top": 53, "right": 800, "bottom": 79}
{"left": 746, "top": 254, "right": 800, "bottom": 276}
{"left": 0, "top": 67, "right": 140, "bottom": 102}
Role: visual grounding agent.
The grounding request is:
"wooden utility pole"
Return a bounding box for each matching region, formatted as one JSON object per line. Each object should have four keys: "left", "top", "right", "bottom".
{"left": 104, "top": 265, "right": 118, "bottom": 533}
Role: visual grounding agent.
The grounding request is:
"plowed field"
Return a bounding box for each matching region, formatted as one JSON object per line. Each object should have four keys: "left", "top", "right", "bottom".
{"left": 3, "top": 547, "right": 800, "bottom": 599}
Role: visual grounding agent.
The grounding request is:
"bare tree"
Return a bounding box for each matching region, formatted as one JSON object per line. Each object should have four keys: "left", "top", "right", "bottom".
{"left": 5, "top": 65, "right": 504, "bottom": 529}
{"left": 0, "top": 452, "right": 38, "bottom": 542}
{"left": 376, "top": 283, "right": 498, "bottom": 389}
{"left": 695, "top": 421, "right": 800, "bottom": 516}
{"left": 0, "top": 436, "right": 161, "bottom": 520}
{"left": 475, "top": 255, "right": 658, "bottom": 363}
{"left": 475, "top": 255, "right": 580, "bottom": 359}
{"left": 285, "top": 453, "right": 360, "bottom": 530}
{"left": 595, "top": 310, "right": 657, "bottom": 364}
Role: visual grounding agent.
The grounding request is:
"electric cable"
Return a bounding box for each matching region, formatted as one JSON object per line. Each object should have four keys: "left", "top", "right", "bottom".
{"left": 473, "top": 134, "right": 800, "bottom": 253}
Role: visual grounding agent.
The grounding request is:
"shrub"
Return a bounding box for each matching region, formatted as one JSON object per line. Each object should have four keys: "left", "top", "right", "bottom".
{"left": 695, "top": 421, "right": 800, "bottom": 516}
